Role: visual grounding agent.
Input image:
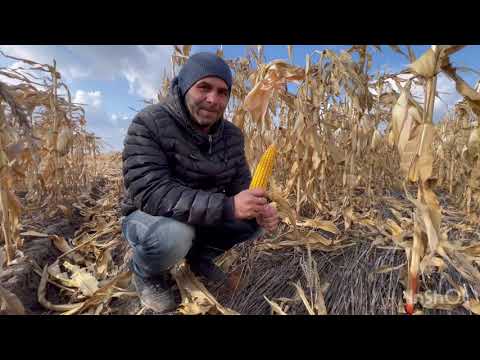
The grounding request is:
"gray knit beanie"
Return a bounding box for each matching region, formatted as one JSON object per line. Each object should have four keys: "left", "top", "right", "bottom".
{"left": 177, "top": 52, "right": 232, "bottom": 97}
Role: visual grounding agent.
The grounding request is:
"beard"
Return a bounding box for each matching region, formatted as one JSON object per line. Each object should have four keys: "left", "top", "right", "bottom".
{"left": 185, "top": 96, "right": 225, "bottom": 130}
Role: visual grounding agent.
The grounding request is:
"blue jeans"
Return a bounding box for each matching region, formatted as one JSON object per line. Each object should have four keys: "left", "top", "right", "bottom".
{"left": 121, "top": 210, "right": 263, "bottom": 279}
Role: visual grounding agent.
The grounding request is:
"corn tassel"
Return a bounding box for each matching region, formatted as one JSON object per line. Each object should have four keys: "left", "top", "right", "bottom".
{"left": 249, "top": 144, "right": 277, "bottom": 190}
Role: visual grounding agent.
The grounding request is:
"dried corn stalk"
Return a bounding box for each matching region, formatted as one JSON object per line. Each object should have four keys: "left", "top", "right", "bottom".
{"left": 170, "top": 260, "right": 238, "bottom": 315}
{"left": 0, "top": 52, "right": 99, "bottom": 266}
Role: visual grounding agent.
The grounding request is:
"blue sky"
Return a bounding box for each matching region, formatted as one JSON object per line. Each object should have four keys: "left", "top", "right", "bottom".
{"left": 1, "top": 45, "right": 479, "bottom": 151}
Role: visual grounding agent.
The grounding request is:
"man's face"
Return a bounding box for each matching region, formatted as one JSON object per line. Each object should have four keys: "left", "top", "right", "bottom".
{"left": 184, "top": 76, "right": 229, "bottom": 131}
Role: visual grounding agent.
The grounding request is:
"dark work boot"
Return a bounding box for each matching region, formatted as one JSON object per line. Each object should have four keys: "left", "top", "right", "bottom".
{"left": 186, "top": 245, "right": 227, "bottom": 283}
{"left": 132, "top": 272, "right": 177, "bottom": 314}
{"left": 188, "top": 257, "right": 228, "bottom": 283}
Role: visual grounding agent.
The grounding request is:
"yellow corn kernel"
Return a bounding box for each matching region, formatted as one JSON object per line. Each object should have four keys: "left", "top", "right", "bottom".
{"left": 249, "top": 144, "right": 277, "bottom": 190}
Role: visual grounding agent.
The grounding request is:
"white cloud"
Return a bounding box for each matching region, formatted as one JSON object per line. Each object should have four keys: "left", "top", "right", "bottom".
{"left": 0, "top": 45, "right": 91, "bottom": 81}
{"left": 110, "top": 114, "right": 119, "bottom": 126}
{"left": 64, "top": 45, "right": 173, "bottom": 99}
{"left": 78, "top": 104, "right": 133, "bottom": 151}
{"left": 0, "top": 45, "right": 174, "bottom": 99}
{"left": 73, "top": 90, "right": 102, "bottom": 108}
{"left": 434, "top": 73, "right": 462, "bottom": 120}
{"left": 70, "top": 89, "right": 124, "bottom": 150}
{"left": 108, "top": 113, "right": 132, "bottom": 127}
{"left": 85, "top": 112, "right": 124, "bottom": 151}
{"left": 0, "top": 62, "right": 24, "bottom": 86}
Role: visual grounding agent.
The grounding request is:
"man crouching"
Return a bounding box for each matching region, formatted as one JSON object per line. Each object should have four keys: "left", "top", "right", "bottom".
{"left": 121, "top": 52, "right": 279, "bottom": 313}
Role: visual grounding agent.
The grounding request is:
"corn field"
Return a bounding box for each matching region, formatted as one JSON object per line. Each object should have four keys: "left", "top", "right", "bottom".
{"left": 1, "top": 45, "right": 480, "bottom": 315}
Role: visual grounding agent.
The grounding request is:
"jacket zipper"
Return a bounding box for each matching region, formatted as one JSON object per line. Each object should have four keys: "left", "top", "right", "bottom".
{"left": 208, "top": 135, "right": 213, "bottom": 155}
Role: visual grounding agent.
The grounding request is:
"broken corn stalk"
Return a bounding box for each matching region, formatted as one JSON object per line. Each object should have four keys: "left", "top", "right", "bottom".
{"left": 249, "top": 144, "right": 277, "bottom": 190}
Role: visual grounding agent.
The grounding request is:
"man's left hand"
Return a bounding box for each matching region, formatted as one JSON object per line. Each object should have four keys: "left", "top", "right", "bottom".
{"left": 256, "top": 204, "right": 279, "bottom": 234}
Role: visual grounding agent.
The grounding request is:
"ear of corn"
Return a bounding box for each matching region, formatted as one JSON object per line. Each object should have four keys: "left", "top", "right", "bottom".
{"left": 249, "top": 144, "right": 277, "bottom": 190}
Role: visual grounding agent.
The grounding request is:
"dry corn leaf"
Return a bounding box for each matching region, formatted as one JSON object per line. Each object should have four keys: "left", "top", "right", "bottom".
{"left": 408, "top": 48, "right": 440, "bottom": 78}
{"left": 388, "top": 208, "right": 408, "bottom": 223}
{"left": 0, "top": 149, "right": 8, "bottom": 169}
{"left": 38, "top": 265, "right": 85, "bottom": 312}
{"left": 305, "top": 257, "right": 329, "bottom": 316}
{"left": 404, "top": 183, "right": 441, "bottom": 254}
{"left": 63, "top": 261, "right": 99, "bottom": 297}
{"left": 391, "top": 82, "right": 422, "bottom": 149}
{"left": 371, "top": 129, "right": 383, "bottom": 150}
{"left": 419, "top": 183, "right": 442, "bottom": 251}
{"left": 467, "top": 127, "right": 480, "bottom": 155}
{"left": 96, "top": 248, "right": 111, "bottom": 278}
{"left": 60, "top": 303, "right": 85, "bottom": 315}
{"left": 439, "top": 246, "right": 480, "bottom": 285}
{"left": 463, "top": 244, "right": 480, "bottom": 257}
{"left": 314, "top": 291, "right": 328, "bottom": 315}
{"left": 47, "top": 260, "right": 76, "bottom": 287}
{"left": 442, "top": 62, "right": 480, "bottom": 115}
{"left": 398, "top": 106, "right": 422, "bottom": 155}
{"left": 388, "top": 45, "right": 409, "bottom": 60}
{"left": 244, "top": 60, "right": 305, "bottom": 123}
{"left": 343, "top": 206, "right": 356, "bottom": 230}
{"left": 296, "top": 218, "right": 338, "bottom": 234}
{"left": 463, "top": 300, "right": 480, "bottom": 315}
{"left": 291, "top": 281, "right": 315, "bottom": 315}
{"left": 215, "top": 248, "right": 239, "bottom": 273}
{"left": 0, "top": 248, "right": 5, "bottom": 268}
{"left": 6, "top": 188, "right": 22, "bottom": 219}
{"left": 327, "top": 140, "right": 345, "bottom": 164}
{"left": 0, "top": 285, "right": 26, "bottom": 315}
{"left": 56, "top": 126, "right": 73, "bottom": 156}
{"left": 403, "top": 178, "right": 444, "bottom": 314}
{"left": 50, "top": 236, "right": 84, "bottom": 264}
{"left": 420, "top": 255, "right": 447, "bottom": 274}
{"left": 383, "top": 219, "right": 411, "bottom": 248}
{"left": 287, "top": 45, "right": 294, "bottom": 63}
{"left": 357, "top": 217, "right": 377, "bottom": 226}
{"left": 304, "top": 231, "right": 341, "bottom": 246}
{"left": 71, "top": 271, "right": 133, "bottom": 315}
{"left": 374, "top": 263, "right": 406, "bottom": 274}
{"left": 114, "top": 270, "right": 133, "bottom": 290}
{"left": 171, "top": 261, "right": 238, "bottom": 315}
{"left": 267, "top": 189, "right": 298, "bottom": 235}
{"left": 401, "top": 124, "right": 436, "bottom": 183}
{"left": 264, "top": 296, "right": 288, "bottom": 315}
{"left": 244, "top": 86, "right": 272, "bottom": 124}
{"left": 405, "top": 216, "right": 426, "bottom": 314}
{"left": 439, "top": 45, "right": 466, "bottom": 57}
{"left": 20, "top": 230, "right": 49, "bottom": 237}
{"left": 182, "top": 45, "right": 192, "bottom": 57}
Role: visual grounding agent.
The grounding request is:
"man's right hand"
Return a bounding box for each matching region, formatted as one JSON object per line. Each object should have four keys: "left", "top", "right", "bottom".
{"left": 233, "top": 189, "right": 268, "bottom": 220}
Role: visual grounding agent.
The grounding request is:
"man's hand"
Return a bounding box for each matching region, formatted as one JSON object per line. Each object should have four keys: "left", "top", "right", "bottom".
{"left": 233, "top": 189, "right": 268, "bottom": 220}
{"left": 256, "top": 204, "right": 279, "bottom": 234}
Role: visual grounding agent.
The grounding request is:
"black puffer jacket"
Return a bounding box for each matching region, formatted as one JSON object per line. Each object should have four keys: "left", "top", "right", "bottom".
{"left": 121, "top": 81, "right": 251, "bottom": 226}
